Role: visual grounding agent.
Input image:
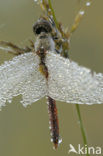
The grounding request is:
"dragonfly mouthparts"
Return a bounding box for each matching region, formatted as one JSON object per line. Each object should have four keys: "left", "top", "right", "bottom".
{"left": 33, "top": 18, "right": 52, "bottom": 35}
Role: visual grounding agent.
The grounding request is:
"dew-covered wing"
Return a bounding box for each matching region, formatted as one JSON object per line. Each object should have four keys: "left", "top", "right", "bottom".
{"left": 0, "top": 52, "right": 46, "bottom": 108}
{"left": 46, "top": 52, "right": 103, "bottom": 104}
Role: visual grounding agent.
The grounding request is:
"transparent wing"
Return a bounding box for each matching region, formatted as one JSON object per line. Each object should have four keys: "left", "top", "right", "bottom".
{"left": 0, "top": 52, "right": 46, "bottom": 108}
{"left": 46, "top": 52, "right": 103, "bottom": 104}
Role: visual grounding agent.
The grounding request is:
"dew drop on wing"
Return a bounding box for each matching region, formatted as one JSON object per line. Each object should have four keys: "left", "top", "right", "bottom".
{"left": 0, "top": 52, "right": 46, "bottom": 109}
{"left": 8, "top": 99, "right": 12, "bottom": 103}
{"left": 46, "top": 52, "right": 103, "bottom": 105}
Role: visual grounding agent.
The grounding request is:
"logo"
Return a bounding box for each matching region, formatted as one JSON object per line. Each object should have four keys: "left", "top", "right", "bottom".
{"left": 68, "top": 144, "right": 102, "bottom": 155}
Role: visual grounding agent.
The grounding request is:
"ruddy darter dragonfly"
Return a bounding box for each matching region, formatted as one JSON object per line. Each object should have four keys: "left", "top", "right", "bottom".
{"left": 0, "top": 18, "right": 103, "bottom": 149}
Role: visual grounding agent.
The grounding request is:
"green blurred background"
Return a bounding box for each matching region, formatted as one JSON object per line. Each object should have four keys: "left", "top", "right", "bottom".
{"left": 0, "top": 0, "right": 103, "bottom": 156}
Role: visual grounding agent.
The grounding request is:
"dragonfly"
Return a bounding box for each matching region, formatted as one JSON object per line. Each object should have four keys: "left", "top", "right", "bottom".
{"left": 0, "top": 18, "right": 103, "bottom": 149}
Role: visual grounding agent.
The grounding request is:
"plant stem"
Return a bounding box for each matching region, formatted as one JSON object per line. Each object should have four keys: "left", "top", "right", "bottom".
{"left": 48, "top": 0, "right": 59, "bottom": 29}
{"left": 75, "top": 104, "right": 90, "bottom": 156}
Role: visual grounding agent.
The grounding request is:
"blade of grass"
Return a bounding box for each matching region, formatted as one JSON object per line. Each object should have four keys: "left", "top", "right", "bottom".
{"left": 70, "top": 0, "right": 92, "bottom": 34}
{"left": 75, "top": 104, "right": 90, "bottom": 156}
{"left": 48, "top": 0, "right": 59, "bottom": 29}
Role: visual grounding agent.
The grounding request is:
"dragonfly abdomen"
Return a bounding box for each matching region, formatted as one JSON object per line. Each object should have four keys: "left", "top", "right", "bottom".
{"left": 47, "top": 96, "right": 60, "bottom": 149}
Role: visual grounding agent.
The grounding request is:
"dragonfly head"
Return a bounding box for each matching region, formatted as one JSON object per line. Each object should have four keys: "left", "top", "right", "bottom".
{"left": 33, "top": 18, "right": 52, "bottom": 35}
{"left": 33, "top": 18, "right": 55, "bottom": 52}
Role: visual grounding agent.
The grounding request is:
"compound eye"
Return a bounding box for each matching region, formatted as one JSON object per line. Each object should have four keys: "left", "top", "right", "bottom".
{"left": 53, "top": 36, "right": 59, "bottom": 40}
{"left": 33, "top": 19, "right": 52, "bottom": 35}
{"left": 34, "top": 26, "right": 48, "bottom": 34}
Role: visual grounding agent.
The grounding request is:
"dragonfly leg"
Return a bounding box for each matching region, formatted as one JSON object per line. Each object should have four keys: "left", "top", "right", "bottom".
{"left": 0, "top": 41, "right": 33, "bottom": 55}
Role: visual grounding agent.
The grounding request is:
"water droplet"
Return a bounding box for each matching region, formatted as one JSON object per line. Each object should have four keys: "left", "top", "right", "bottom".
{"left": 50, "top": 132, "right": 53, "bottom": 136}
{"left": 48, "top": 8, "right": 51, "bottom": 12}
{"left": 53, "top": 146, "right": 56, "bottom": 150}
{"left": 79, "top": 11, "right": 85, "bottom": 15}
{"left": 51, "top": 138, "right": 53, "bottom": 142}
{"left": 58, "top": 138, "right": 62, "bottom": 144}
{"left": 86, "top": 2, "right": 91, "bottom": 6}
{"left": 49, "top": 121, "right": 51, "bottom": 125}
{"left": 50, "top": 15, "right": 53, "bottom": 19}
{"left": 8, "top": 99, "right": 12, "bottom": 103}
{"left": 34, "top": 0, "right": 39, "bottom": 4}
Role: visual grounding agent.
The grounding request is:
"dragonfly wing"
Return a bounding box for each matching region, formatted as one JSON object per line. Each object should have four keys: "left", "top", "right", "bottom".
{"left": 46, "top": 52, "right": 103, "bottom": 104}
{"left": 0, "top": 52, "right": 46, "bottom": 108}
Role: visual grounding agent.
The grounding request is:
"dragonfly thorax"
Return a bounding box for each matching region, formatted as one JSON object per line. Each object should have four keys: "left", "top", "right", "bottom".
{"left": 34, "top": 32, "right": 55, "bottom": 52}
